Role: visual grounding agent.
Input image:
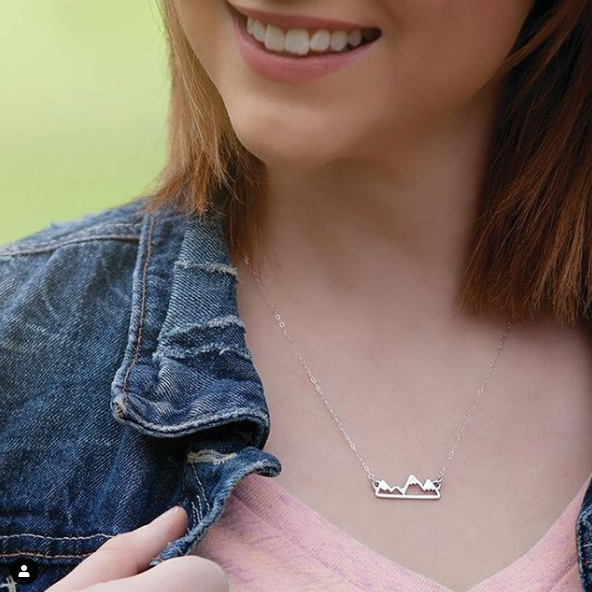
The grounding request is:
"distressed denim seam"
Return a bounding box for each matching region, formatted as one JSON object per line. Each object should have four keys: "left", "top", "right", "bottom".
{"left": 114, "top": 406, "right": 271, "bottom": 433}
{"left": 120, "top": 213, "right": 156, "bottom": 413}
{"left": 0, "top": 235, "right": 140, "bottom": 258}
{"left": 154, "top": 343, "right": 253, "bottom": 362}
{"left": 174, "top": 260, "right": 238, "bottom": 277}
{"left": 159, "top": 315, "right": 247, "bottom": 337}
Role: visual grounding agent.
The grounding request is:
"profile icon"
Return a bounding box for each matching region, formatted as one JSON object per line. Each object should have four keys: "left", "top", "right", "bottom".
{"left": 18, "top": 564, "right": 30, "bottom": 578}
{"left": 9, "top": 558, "right": 38, "bottom": 584}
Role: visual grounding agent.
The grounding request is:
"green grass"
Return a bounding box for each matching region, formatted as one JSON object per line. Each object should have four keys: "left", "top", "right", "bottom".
{"left": 0, "top": 1, "right": 170, "bottom": 245}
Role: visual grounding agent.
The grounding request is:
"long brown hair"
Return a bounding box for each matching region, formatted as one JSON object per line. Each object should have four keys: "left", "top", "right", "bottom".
{"left": 143, "top": 0, "right": 592, "bottom": 326}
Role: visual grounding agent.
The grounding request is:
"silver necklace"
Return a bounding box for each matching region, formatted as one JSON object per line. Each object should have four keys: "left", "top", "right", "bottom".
{"left": 242, "top": 255, "right": 514, "bottom": 500}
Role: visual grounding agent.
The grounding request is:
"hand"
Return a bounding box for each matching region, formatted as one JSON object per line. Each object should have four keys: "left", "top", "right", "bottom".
{"left": 46, "top": 506, "right": 229, "bottom": 592}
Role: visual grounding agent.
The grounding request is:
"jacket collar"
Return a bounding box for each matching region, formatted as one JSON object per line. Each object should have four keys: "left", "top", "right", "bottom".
{"left": 110, "top": 187, "right": 272, "bottom": 449}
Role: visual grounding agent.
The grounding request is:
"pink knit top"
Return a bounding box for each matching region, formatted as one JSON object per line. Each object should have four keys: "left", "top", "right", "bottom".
{"left": 193, "top": 471, "right": 591, "bottom": 592}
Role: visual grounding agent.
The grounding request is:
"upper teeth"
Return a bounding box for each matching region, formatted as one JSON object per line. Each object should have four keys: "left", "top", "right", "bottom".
{"left": 246, "top": 16, "right": 376, "bottom": 56}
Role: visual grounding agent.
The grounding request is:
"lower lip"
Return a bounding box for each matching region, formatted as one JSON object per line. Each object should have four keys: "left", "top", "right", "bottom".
{"left": 229, "top": 6, "right": 380, "bottom": 83}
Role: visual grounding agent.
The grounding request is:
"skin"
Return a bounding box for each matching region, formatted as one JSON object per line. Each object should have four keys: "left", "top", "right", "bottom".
{"left": 175, "top": 0, "right": 536, "bottom": 327}
{"left": 174, "top": 2, "right": 592, "bottom": 590}
{"left": 52, "top": 2, "right": 592, "bottom": 590}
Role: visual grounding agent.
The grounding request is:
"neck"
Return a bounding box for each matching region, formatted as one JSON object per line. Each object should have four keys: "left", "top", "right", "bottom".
{"left": 254, "top": 84, "right": 500, "bottom": 328}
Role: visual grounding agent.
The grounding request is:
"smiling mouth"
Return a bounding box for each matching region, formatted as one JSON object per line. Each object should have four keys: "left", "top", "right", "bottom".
{"left": 228, "top": 9, "right": 382, "bottom": 60}
{"left": 228, "top": 3, "right": 382, "bottom": 58}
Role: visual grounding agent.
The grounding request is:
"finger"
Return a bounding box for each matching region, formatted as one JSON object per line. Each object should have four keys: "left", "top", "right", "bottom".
{"left": 47, "top": 506, "right": 188, "bottom": 592}
{"left": 81, "top": 556, "right": 230, "bottom": 592}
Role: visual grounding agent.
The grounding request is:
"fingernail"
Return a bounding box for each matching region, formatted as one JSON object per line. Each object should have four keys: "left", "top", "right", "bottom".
{"left": 152, "top": 506, "right": 180, "bottom": 524}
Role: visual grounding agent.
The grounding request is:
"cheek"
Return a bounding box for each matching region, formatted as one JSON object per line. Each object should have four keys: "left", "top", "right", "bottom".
{"left": 383, "top": 0, "right": 533, "bottom": 117}
{"left": 174, "top": 0, "right": 234, "bottom": 80}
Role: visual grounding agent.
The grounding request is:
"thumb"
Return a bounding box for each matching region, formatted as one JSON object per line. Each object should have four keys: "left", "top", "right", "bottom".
{"left": 47, "top": 506, "right": 188, "bottom": 592}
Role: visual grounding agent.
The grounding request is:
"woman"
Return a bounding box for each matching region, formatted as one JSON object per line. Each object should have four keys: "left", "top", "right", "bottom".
{"left": 2, "top": 0, "right": 592, "bottom": 590}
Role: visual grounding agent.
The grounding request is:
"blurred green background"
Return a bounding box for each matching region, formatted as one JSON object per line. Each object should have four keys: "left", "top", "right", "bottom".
{"left": 0, "top": 1, "right": 170, "bottom": 246}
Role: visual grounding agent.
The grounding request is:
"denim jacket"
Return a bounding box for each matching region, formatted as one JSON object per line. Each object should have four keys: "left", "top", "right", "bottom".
{"left": 2, "top": 192, "right": 592, "bottom": 591}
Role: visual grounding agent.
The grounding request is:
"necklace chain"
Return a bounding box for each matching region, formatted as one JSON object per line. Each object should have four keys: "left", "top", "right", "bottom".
{"left": 242, "top": 255, "right": 513, "bottom": 494}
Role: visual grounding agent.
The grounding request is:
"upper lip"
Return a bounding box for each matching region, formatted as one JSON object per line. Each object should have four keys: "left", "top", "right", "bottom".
{"left": 227, "top": 2, "right": 379, "bottom": 31}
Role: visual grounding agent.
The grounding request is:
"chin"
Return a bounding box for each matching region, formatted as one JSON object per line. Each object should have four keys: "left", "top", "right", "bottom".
{"left": 236, "top": 130, "right": 348, "bottom": 172}
{"left": 229, "top": 104, "right": 355, "bottom": 168}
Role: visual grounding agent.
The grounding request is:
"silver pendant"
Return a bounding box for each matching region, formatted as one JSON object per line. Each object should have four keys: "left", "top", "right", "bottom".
{"left": 372, "top": 474, "right": 442, "bottom": 499}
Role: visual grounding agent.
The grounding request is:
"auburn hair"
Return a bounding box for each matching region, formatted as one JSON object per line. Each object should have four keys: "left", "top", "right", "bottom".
{"left": 142, "top": 0, "right": 592, "bottom": 326}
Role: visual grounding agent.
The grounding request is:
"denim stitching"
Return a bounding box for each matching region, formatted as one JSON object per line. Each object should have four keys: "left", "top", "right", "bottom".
{"left": 191, "top": 500, "right": 202, "bottom": 522}
{"left": 60, "top": 222, "right": 142, "bottom": 233}
{"left": 191, "top": 465, "right": 206, "bottom": 522}
{"left": 191, "top": 464, "right": 212, "bottom": 514}
{"left": 119, "top": 214, "right": 156, "bottom": 415}
{"left": 0, "top": 235, "right": 140, "bottom": 258}
{"left": 0, "top": 222, "right": 142, "bottom": 251}
{"left": 189, "top": 465, "right": 204, "bottom": 522}
{"left": 0, "top": 551, "right": 93, "bottom": 559}
{"left": 0, "top": 533, "right": 113, "bottom": 541}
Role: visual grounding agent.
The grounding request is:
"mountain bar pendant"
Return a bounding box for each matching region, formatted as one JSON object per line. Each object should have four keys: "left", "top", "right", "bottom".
{"left": 372, "top": 474, "right": 442, "bottom": 499}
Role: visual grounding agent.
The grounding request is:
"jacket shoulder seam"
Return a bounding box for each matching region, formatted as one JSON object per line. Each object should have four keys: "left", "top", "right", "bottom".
{"left": 0, "top": 221, "right": 143, "bottom": 258}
